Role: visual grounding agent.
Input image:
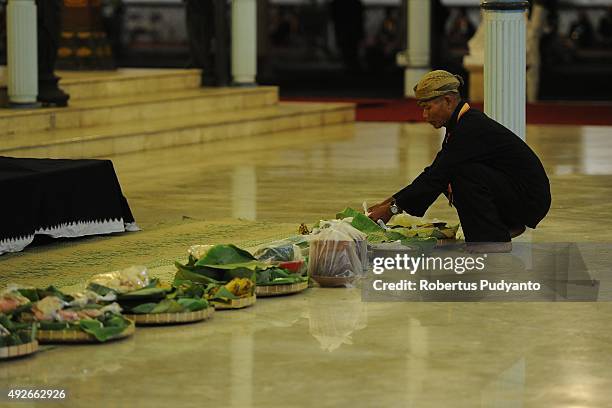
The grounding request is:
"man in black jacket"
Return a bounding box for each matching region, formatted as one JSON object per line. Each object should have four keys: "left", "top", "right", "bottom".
{"left": 368, "top": 70, "right": 551, "bottom": 252}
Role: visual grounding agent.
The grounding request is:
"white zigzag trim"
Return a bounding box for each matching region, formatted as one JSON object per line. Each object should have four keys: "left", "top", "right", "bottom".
{"left": 0, "top": 218, "right": 140, "bottom": 255}
{"left": 0, "top": 235, "right": 35, "bottom": 255}
{"left": 35, "top": 218, "right": 125, "bottom": 238}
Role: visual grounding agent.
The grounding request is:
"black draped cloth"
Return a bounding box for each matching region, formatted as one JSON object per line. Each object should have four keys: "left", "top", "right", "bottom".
{"left": 0, "top": 157, "right": 138, "bottom": 255}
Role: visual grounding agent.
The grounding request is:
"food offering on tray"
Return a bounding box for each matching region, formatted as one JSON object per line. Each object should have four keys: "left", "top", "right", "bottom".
{"left": 0, "top": 313, "right": 38, "bottom": 359}
{"left": 386, "top": 213, "right": 460, "bottom": 241}
{"left": 87, "top": 266, "right": 211, "bottom": 325}
{"left": 175, "top": 244, "right": 308, "bottom": 306}
{"left": 250, "top": 240, "right": 310, "bottom": 296}
{"left": 252, "top": 238, "right": 309, "bottom": 276}
{"left": 334, "top": 207, "right": 439, "bottom": 250}
{"left": 8, "top": 285, "right": 133, "bottom": 343}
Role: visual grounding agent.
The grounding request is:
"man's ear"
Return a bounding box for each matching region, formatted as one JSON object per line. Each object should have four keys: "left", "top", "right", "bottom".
{"left": 444, "top": 94, "right": 453, "bottom": 107}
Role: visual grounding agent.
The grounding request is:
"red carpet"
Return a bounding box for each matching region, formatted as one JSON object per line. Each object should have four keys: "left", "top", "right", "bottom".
{"left": 282, "top": 97, "right": 612, "bottom": 126}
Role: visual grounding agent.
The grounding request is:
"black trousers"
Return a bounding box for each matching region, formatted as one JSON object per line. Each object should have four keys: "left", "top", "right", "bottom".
{"left": 36, "top": 0, "right": 61, "bottom": 83}
{"left": 185, "top": 0, "right": 230, "bottom": 86}
{"left": 450, "top": 163, "right": 526, "bottom": 243}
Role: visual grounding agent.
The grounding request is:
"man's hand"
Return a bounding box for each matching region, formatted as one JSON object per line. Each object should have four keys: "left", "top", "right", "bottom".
{"left": 367, "top": 198, "right": 394, "bottom": 224}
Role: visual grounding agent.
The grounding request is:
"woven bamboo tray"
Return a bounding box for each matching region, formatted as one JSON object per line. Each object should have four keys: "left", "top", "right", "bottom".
{"left": 0, "top": 341, "right": 39, "bottom": 360}
{"left": 212, "top": 294, "right": 256, "bottom": 310}
{"left": 37, "top": 321, "right": 135, "bottom": 344}
{"left": 256, "top": 281, "right": 309, "bottom": 297}
{"left": 124, "top": 307, "right": 214, "bottom": 325}
{"left": 311, "top": 275, "right": 355, "bottom": 287}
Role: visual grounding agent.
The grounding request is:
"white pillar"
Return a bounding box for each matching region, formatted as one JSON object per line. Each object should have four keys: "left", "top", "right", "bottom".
{"left": 7, "top": 0, "right": 38, "bottom": 107}
{"left": 482, "top": 0, "right": 529, "bottom": 140}
{"left": 397, "top": 0, "right": 430, "bottom": 97}
{"left": 231, "top": 0, "right": 257, "bottom": 85}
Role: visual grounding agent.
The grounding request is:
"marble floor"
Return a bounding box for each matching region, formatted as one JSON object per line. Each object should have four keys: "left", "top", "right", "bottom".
{"left": 2, "top": 121, "right": 612, "bottom": 407}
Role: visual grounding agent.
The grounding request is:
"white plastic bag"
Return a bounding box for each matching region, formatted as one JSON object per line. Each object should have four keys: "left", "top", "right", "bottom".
{"left": 308, "top": 227, "right": 362, "bottom": 287}
{"left": 312, "top": 219, "right": 368, "bottom": 275}
{"left": 87, "top": 265, "right": 151, "bottom": 294}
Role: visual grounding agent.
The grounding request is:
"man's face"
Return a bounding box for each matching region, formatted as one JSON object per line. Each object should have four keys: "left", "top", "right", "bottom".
{"left": 420, "top": 96, "right": 454, "bottom": 129}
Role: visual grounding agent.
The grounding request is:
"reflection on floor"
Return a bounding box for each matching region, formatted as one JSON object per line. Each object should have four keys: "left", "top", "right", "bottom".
{"left": 2, "top": 121, "right": 612, "bottom": 407}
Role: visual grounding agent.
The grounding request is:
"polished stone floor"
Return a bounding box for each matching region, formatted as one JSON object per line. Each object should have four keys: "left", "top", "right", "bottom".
{"left": 2, "top": 121, "right": 612, "bottom": 407}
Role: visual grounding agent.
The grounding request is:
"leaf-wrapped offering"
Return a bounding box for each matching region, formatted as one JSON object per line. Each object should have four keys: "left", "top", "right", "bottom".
{"left": 387, "top": 214, "right": 460, "bottom": 241}
{"left": 10, "top": 286, "right": 133, "bottom": 343}
{"left": 176, "top": 243, "right": 306, "bottom": 306}
{"left": 0, "top": 314, "right": 36, "bottom": 347}
{"left": 0, "top": 314, "right": 38, "bottom": 359}
{"left": 87, "top": 266, "right": 211, "bottom": 325}
{"left": 0, "top": 285, "right": 33, "bottom": 315}
{"left": 176, "top": 244, "right": 306, "bottom": 287}
{"left": 335, "top": 207, "right": 438, "bottom": 251}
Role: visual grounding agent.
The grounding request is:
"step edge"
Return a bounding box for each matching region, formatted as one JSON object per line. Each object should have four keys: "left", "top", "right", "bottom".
{"left": 0, "top": 86, "right": 280, "bottom": 121}
{"left": 0, "top": 105, "right": 354, "bottom": 152}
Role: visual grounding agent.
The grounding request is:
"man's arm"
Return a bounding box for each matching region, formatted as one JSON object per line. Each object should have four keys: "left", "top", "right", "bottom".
{"left": 392, "top": 152, "right": 450, "bottom": 217}
{"left": 367, "top": 198, "right": 394, "bottom": 223}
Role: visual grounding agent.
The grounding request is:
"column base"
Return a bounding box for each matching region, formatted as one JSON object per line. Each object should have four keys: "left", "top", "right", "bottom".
{"left": 232, "top": 81, "right": 257, "bottom": 88}
{"left": 8, "top": 101, "right": 41, "bottom": 109}
{"left": 404, "top": 67, "right": 430, "bottom": 98}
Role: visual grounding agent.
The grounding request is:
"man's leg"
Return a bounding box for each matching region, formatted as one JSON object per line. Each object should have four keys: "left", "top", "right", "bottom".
{"left": 36, "top": 0, "right": 69, "bottom": 106}
{"left": 185, "top": 0, "right": 216, "bottom": 86}
{"left": 451, "top": 163, "right": 525, "bottom": 244}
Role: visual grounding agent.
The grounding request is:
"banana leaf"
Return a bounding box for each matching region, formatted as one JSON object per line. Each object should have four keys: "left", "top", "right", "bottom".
{"left": 399, "top": 237, "right": 438, "bottom": 252}
{"left": 174, "top": 261, "right": 227, "bottom": 281}
{"left": 175, "top": 261, "right": 256, "bottom": 284}
{"left": 168, "top": 280, "right": 207, "bottom": 300}
{"left": 87, "top": 278, "right": 160, "bottom": 297}
{"left": 336, "top": 207, "right": 383, "bottom": 234}
{"left": 0, "top": 333, "right": 23, "bottom": 347}
{"left": 86, "top": 282, "right": 115, "bottom": 297}
{"left": 366, "top": 231, "right": 388, "bottom": 243}
{"left": 174, "top": 264, "right": 224, "bottom": 285}
{"left": 0, "top": 315, "right": 36, "bottom": 347}
{"left": 114, "top": 287, "right": 167, "bottom": 312}
{"left": 209, "top": 286, "right": 240, "bottom": 303}
{"left": 256, "top": 267, "right": 308, "bottom": 286}
{"left": 18, "top": 286, "right": 73, "bottom": 303}
{"left": 79, "top": 313, "right": 131, "bottom": 342}
{"left": 39, "top": 321, "right": 73, "bottom": 330}
{"left": 116, "top": 287, "right": 167, "bottom": 301}
{"left": 127, "top": 297, "right": 208, "bottom": 314}
{"left": 130, "top": 303, "right": 157, "bottom": 314}
{"left": 222, "top": 268, "right": 257, "bottom": 282}
{"left": 388, "top": 223, "right": 460, "bottom": 239}
{"left": 150, "top": 299, "right": 184, "bottom": 314}
{"left": 194, "top": 244, "right": 257, "bottom": 266}
{"left": 197, "top": 261, "right": 265, "bottom": 271}
{"left": 384, "top": 230, "right": 437, "bottom": 250}
{"left": 176, "top": 298, "right": 208, "bottom": 312}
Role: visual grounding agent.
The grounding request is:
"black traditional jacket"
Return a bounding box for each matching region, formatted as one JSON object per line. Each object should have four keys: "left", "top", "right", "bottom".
{"left": 392, "top": 102, "right": 551, "bottom": 228}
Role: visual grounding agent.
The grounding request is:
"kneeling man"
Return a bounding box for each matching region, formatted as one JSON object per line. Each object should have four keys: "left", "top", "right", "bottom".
{"left": 368, "top": 70, "right": 551, "bottom": 252}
